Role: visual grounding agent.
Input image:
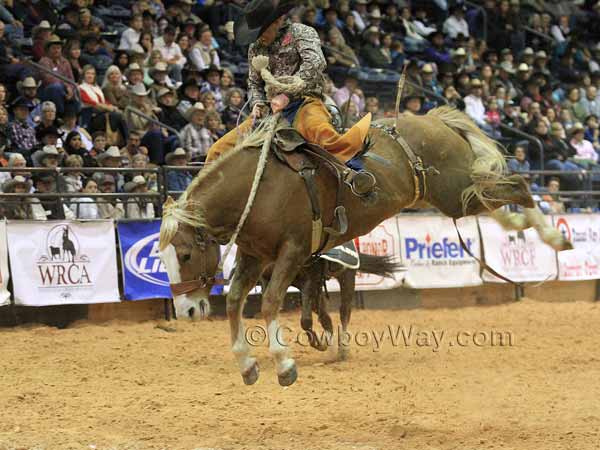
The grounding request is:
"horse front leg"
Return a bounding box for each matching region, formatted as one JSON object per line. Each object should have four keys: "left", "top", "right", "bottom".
{"left": 337, "top": 269, "right": 355, "bottom": 361}
{"left": 227, "top": 251, "right": 264, "bottom": 385}
{"left": 261, "top": 242, "right": 305, "bottom": 386}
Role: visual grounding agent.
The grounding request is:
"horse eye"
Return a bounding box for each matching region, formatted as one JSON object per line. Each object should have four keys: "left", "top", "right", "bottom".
{"left": 181, "top": 254, "right": 191, "bottom": 263}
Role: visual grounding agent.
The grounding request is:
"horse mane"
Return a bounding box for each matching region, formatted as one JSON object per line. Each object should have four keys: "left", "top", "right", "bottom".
{"left": 426, "top": 106, "right": 513, "bottom": 214}
{"left": 159, "top": 116, "right": 281, "bottom": 251}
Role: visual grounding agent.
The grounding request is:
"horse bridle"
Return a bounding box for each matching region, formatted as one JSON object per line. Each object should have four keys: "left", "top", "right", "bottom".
{"left": 169, "top": 228, "right": 226, "bottom": 297}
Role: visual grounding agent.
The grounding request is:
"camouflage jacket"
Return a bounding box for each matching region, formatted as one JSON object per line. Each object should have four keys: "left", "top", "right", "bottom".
{"left": 247, "top": 21, "right": 326, "bottom": 108}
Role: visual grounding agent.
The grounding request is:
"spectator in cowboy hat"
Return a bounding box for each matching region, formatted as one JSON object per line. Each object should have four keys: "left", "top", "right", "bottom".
{"left": 125, "top": 63, "right": 145, "bottom": 89}
{"left": 38, "top": 34, "right": 76, "bottom": 116}
{"left": 177, "top": 0, "right": 203, "bottom": 25}
{"left": 96, "top": 146, "right": 126, "bottom": 191}
{"left": 32, "top": 145, "right": 63, "bottom": 171}
{"left": 200, "top": 64, "right": 224, "bottom": 112}
{"left": 0, "top": 176, "right": 37, "bottom": 220}
{"left": 17, "top": 77, "right": 41, "bottom": 109}
{"left": 97, "top": 146, "right": 123, "bottom": 169}
{"left": 360, "top": 26, "right": 391, "bottom": 69}
{"left": 35, "top": 125, "right": 62, "bottom": 152}
{"left": 177, "top": 78, "right": 201, "bottom": 117}
{"left": 533, "top": 50, "right": 550, "bottom": 76}
{"left": 124, "top": 174, "right": 155, "bottom": 219}
{"left": 181, "top": 102, "right": 210, "bottom": 162}
{"left": 402, "top": 93, "right": 424, "bottom": 115}
{"left": 156, "top": 87, "right": 187, "bottom": 131}
{"left": 125, "top": 83, "right": 158, "bottom": 135}
{"left": 421, "top": 63, "right": 443, "bottom": 98}
{"left": 350, "top": 0, "right": 369, "bottom": 32}
{"left": 96, "top": 174, "right": 124, "bottom": 219}
{"left": 2, "top": 175, "right": 31, "bottom": 195}
{"left": 30, "top": 172, "right": 75, "bottom": 220}
{"left": 149, "top": 61, "right": 176, "bottom": 100}
{"left": 8, "top": 96, "right": 37, "bottom": 160}
{"left": 425, "top": 30, "right": 451, "bottom": 66}
{"left": 32, "top": 20, "right": 53, "bottom": 60}
{"left": 165, "top": 148, "right": 193, "bottom": 192}
{"left": 464, "top": 78, "right": 493, "bottom": 132}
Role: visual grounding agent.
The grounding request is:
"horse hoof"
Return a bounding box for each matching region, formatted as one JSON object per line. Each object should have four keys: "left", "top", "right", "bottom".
{"left": 278, "top": 364, "right": 298, "bottom": 386}
{"left": 242, "top": 362, "right": 260, "bottom": 385}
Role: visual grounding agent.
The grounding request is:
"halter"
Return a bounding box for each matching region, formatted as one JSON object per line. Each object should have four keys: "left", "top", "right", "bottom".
{"left": 169, "top": 228, "right": 226, "bottom": 297}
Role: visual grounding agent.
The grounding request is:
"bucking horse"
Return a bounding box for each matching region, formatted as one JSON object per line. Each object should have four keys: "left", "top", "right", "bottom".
{"left": 159, "top": 66, "right": 571, "bottom": 387}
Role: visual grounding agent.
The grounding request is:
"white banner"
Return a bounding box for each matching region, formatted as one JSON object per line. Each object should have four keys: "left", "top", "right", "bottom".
{"left": 0, "top": 220, "right": 10, "bottom": 306}
{"left": 553, "top": 215, "right": 600, "bottom": 281}
{"left": 7, "top": 221, "right": 120, "bottom": 306}
{"left": 354, "top": 218, "right": 403, "bottom": 291}
{"left": 398, "top": 215, "right": 482, "bottom": 288}
{"left": 479, "top": 216, "right": 557, "bottom": 283}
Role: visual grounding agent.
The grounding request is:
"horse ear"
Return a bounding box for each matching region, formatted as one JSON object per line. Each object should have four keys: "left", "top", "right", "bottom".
{"left": 164, "top": 196, "right": 175, "bottom": 207}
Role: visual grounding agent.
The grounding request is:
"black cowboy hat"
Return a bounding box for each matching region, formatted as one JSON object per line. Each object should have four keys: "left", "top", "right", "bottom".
{"left": 200, "top": 64, "right": 224, "bottom": 78}
{"left": 402, "top": 91, "right": 425, "bottom": 108}
{"left": 9, "top": 96, "right": 33, "bottom": 111}
{"left": 427, "top": 30, "right": 445, "bottom": 43}
{"left": 36, "top": 125, "right": 63, "bottom": 141}
{"left": 234, "top": 0, "right": 297, "bottom": 46}
{"left": 178, "top": 78, "right": 200, "bottom": 96}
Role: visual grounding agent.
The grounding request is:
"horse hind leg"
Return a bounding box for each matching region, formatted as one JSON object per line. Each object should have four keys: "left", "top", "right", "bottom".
{"left": 298, "top": 263, "right": 329, "bottom": 352}
{"left": 491, "top": 207, "right": 572, "bottom": 251}
{"left": 261, "top": 242, "right": 305, "bottom": 386}
{"left": 337, "top": 269, "right": 355, "bottom": 361}
{"left": 464, "top": 174, "right": 535, "bottom": 216}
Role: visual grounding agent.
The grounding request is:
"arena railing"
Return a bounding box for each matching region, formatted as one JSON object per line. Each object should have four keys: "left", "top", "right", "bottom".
{"left": 2, "top": 163, "right": 598, "bottom": 219}
{"left": 522, "top": 26, "right": 556, "bottom": 45}
{"left": 0, "top": 167, "right": 163, "bottom": 220}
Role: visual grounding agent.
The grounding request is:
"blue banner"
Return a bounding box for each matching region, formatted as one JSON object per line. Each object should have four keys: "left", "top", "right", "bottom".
{"left": 117, "top": 220, "right": 224, "bottom": 301}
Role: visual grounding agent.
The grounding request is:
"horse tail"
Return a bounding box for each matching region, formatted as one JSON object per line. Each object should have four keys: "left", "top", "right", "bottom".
{"left": 427, "top": 106, "right": 515, "bottom": 215}
{"left": 358, "top": 253, "right": 403, "bottom": 278}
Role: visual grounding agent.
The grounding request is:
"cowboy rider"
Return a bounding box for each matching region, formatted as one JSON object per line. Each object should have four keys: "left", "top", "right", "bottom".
{"left": 205, "top": 0, "right": 375, "bottom": 195}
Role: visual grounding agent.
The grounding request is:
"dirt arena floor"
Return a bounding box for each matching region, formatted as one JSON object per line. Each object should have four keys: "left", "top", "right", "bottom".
{"left": 1, "top": 298, "right": 599, "bottom": 450}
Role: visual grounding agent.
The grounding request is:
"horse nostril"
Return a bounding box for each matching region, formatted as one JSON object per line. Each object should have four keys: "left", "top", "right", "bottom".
{"left": 187, "top": 307, "right": 195, "bottom": 318}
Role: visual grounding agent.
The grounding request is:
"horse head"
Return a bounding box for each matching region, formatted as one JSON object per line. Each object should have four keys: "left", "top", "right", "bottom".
{"left": 159, "top": 196, "right": 221, "bottom": 320}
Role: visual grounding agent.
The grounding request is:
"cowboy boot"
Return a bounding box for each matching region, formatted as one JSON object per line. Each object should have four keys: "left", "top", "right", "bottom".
{"left": 339, "top": 114, "right": 376, "bottom": 196}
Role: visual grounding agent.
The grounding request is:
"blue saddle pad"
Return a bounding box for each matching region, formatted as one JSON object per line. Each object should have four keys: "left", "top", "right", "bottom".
{"left": 320, "top": 240, "right": 360, "bottom": 269}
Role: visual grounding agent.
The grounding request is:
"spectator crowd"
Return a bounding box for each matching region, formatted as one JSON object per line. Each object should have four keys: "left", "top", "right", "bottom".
{"left": 1, "top": 0, "right": 600, "bottom": 220}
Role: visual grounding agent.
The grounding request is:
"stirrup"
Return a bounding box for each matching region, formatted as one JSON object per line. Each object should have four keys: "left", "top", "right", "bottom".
{"left": 344, "top": 169, "right": 377, "bottom": 196}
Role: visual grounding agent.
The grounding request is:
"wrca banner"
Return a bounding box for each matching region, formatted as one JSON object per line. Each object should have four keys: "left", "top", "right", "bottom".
{"left": 7, "top": 220, "right": 120, "bottom": 306}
